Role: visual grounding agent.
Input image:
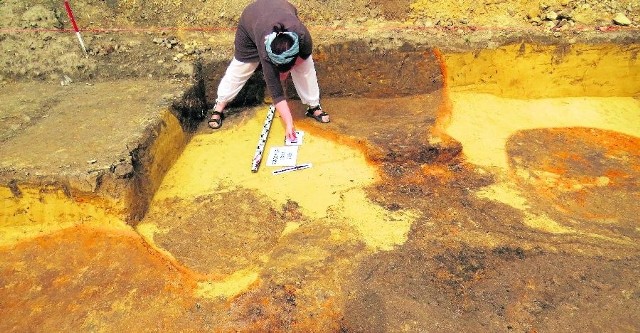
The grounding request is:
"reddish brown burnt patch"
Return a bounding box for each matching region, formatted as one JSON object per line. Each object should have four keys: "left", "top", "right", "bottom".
{"left": 0, "top": 227, "right": 199, "bottom": 332}
{"left": 305, "top": 93, "right": 461, "bottom": 166}
{"left": 506, "top": 127, "right": 640, "bottom": 232}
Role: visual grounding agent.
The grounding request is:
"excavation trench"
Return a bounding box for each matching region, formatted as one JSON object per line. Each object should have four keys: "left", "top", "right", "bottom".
{"left": 1, "top": 41, "right": 639, "bottom": 331}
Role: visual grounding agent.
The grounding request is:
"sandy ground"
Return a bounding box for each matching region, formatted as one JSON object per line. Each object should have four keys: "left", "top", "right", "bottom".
{"left": 1, "top": 0, "right": 640, "bottom": 332}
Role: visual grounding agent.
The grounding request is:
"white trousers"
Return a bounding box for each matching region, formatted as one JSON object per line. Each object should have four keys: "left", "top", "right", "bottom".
{"left": 216, "top": 55, "right": 320, "bottom": 107}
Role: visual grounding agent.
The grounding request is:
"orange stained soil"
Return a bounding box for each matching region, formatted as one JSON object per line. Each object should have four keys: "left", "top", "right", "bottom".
{"left": 1, "top": 42, "right": 640, "bottom": 332}
{"left": 0, "top": 227, "right": 198, "bottom": 331}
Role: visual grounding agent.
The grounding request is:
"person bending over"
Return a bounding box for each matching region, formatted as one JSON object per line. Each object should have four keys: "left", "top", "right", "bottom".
{"left": 208, "top": 0, "right": 329, "bottom": 141}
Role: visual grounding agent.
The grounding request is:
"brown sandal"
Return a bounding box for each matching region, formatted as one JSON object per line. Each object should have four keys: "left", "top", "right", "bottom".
{"left": 305, "top": 105, "right": 329, "bottom": 123}
{"left": 208, "top": 111, "right": 225, "bottom": 129}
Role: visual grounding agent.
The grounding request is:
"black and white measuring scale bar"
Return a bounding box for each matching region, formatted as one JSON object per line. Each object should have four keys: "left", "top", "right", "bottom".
{"left": 251, "top": 105, "right": 276, "bottom": 173}
{"left": 272, "top": 163, "right": 312, "bottom": 175}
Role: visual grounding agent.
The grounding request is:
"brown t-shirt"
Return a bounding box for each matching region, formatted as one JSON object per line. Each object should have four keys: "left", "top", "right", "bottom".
{"left": 234, "top": 0, "right": 313, "bottom": 104}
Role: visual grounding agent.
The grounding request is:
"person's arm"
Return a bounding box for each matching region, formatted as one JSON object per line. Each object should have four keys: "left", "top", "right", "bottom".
{"left": 259, "top": 46, "right": 287, "bottom": 103}
{"left": 275, "top": 99, "right": 297, "bottom": 141}
{"left": 261, "top": 64, "right": 296, "bottom": 141}
{"left": 257, "top": 48, "right": 297, "bottom": 141}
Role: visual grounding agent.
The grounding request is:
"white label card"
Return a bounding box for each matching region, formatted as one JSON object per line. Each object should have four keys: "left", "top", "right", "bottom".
{"left": 266, "top": 146, "right": 299, "bottom": 167}
{"left": 285, "top": 130, "right": 305, "bottom": 146}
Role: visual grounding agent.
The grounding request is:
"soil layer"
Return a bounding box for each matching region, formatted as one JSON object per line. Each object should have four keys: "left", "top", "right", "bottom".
{"left": 1, "top": 0, "right": 640, "bottom": 332}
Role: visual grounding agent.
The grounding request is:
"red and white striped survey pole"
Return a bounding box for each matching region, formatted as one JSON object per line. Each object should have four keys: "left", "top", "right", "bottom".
{"left": 63, "top": 0, "right": 88, "bottom": 55}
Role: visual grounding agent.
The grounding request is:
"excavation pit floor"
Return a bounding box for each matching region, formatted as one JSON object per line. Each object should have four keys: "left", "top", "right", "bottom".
{"left": 2, "top": 0, "right": 640, "bottom": 328}
{"left": 1, "top": 73, "right": 639, "bottom": 331}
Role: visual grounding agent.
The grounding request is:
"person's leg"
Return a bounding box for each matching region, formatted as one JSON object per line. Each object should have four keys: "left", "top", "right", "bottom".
{"left": 209, "top": 58, "right": 259, "bottom": 129}
{"left": 290, "top": 55, "right": 329, "bottom": 123}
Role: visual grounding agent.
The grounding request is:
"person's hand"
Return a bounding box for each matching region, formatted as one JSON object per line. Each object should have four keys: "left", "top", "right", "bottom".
{"left": 285, "top": 124, "right": 297, "bottom": 142}
{"left": 274, "top": 99, "right": 296, "bottom": 142}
